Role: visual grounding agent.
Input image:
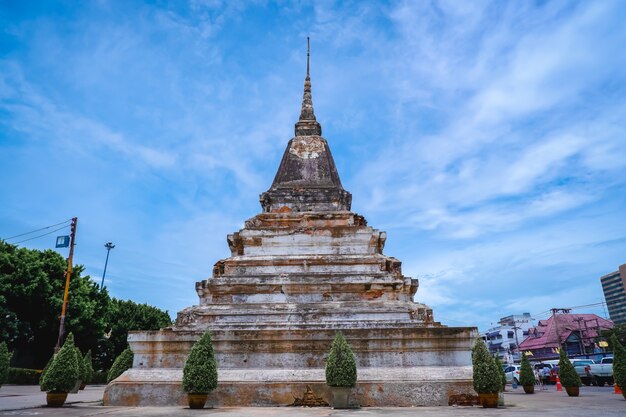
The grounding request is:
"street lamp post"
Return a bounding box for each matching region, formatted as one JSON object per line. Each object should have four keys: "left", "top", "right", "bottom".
{"left": 101, "top": 242, "right": 115, "bottom": 289}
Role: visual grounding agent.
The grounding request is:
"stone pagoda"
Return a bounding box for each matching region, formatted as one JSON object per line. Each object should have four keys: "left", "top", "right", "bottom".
{"left": 104, "top": 43, "right": 477, "bottom": 407}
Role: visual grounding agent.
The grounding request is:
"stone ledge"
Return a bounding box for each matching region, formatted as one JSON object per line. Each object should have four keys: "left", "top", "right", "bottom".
{"left": 104, "top": 367, "right": 475, "bottom": 407}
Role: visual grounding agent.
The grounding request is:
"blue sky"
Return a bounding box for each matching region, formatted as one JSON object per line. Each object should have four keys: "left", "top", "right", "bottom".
{"left": 1, "top": 1, "right": 625, "bottom": 331}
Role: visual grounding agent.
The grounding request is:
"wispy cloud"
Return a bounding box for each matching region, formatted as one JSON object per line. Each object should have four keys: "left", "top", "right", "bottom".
{"left": 1, "top": 1, "right": 625, "bottom": 330}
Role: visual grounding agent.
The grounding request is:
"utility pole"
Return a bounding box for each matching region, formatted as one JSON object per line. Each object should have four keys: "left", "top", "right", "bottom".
{"left": 100, "top": 241, "right": 115, "bottom": 289}
{"left": 54, "top": 217, "right": 77, "bottom": 353}
{"left": 574, "top": 316, "right": 586, "bottom": 356}
{"left": 551, "top": 308, "right": 571, "bottom": 354}
{"left": 512, "top": 323, "right": 522, "bottom": 359}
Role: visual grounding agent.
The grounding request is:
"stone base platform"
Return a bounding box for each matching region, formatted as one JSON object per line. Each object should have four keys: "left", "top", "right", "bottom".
{"left": 103, "top": 366, "right": 475, "bottom": 407}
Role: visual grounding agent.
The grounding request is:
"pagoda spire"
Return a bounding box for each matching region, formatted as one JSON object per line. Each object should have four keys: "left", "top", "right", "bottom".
{"left": 295, "top": 37, "right": 322, "bottom": 136}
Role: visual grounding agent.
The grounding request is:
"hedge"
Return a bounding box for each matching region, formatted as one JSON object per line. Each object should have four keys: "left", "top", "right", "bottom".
{"left": 8, "top": 368, "right": 42, "bottom": 385}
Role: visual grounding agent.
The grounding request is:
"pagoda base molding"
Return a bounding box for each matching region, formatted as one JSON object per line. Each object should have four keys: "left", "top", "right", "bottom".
{"left": 103, "top": 366, "right": 476, "bottom": 407}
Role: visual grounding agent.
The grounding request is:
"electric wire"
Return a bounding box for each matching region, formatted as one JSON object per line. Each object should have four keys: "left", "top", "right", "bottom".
{"left": 3, "top": 219, "right": 72, "bottom": 241}
{"left": 11, "top": 224, "right": 71, "bottom": 245}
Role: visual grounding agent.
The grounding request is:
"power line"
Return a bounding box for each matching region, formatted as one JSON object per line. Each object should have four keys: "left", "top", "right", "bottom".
{"left": 3, "top": 219, "right": 72, "bottom": 241}
{"left": 11, "top": 224, "right": 71, "bottom": 245}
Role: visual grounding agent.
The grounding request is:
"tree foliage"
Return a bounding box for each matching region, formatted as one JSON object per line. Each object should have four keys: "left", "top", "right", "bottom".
{"left": 601, "top": 324, "right": 626, "bottom": 348}
{"left": 519, "top": 354, "right": 535, "bottom": 386}
{"left": 107, "top": 347, "right": 133, "bottom": 383}
{"left": 182, "top": 331, "right": 218, "bottom": 394}
{"left": 557, "top": 348, "right": 581, "bottom": 387}
{"left": 0, "top": 341, "right": 10, "bottom": 386}
{"left": 325, "top": 332, "right": 357, "bottom": 388}
{"left": 472, "top": 339, "right": 501, "bottom": 394}
{"left": 0, "top": 241, "right": 171, "bottom": 370}
{"left": 612, "top": 335, "right": 626, "bottom": 391}
{"left": 40, "top": 333, "right": 79, "bottom": 392}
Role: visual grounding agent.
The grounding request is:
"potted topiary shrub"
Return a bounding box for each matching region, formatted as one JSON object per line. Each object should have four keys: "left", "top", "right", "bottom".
{"left": 39, "top": 355, "right": 53, "bottom": 391}
{"left": 471, "top": 339, "right": 501, "bottom": 408}
{"left": 182, "top": 331, "right": 218, "bottom": 409}
{"left": 0, "top": 342, "right": 11, "bottom": 388}
{"left": 82, "top": 350, "right": 94, "bottom": 389}
{"left": 494, "top": 355, "right": 506, "bottom": 393}
{"left": 40, "top": 333, "right": 80, "bottom": 407}
{"left": 611, "top": 335, "right": 626, "bottom": 400}
{"left": 71, "top": 346, "right": 84, "bottom": 393}
{"left": 519, "top": 353, "right": 535, "bottom": 394}
{"left": 325, "top": 332, "right": 357, "bottom": 409}
{"left": 107, "top": 347, "right": 133, "bottom": 383}
{"left": 558, "top": 348, "right": 581, "bottom": 397}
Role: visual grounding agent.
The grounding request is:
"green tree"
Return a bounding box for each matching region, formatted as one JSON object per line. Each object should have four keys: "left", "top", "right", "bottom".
{"left": 182, "top": 331, "right": 218, "bottom": 394}
{"left": 0, "top": 241, "right": 109, "bottom": 368}
{"left": 0, "top": 341, "right": 11, "bottom": 386}
{"left": 519, "top": 354, "right": 535, "bottom": 386}
{"left": 558, "top": 348, "right": 581, "bottom": 387}
{"left": 472, "top": 339, "right": 501, "bottom": 394}
{"left": 40, "top": 333, "right": 79, "bottom": 392}
{"left": 107, "top": 347, "right": 133, "bottom": 383}
{"left": 601, "top": 324, "right": 626, "bottom": 348}
{"left": 612, "top": 335, "right": 626, "bottom": 391}
{"left": 0, "top": 241, "right": 171, "bottom": 371}
{"left": 325, "top": 332, "right": 357, "bottom": 388}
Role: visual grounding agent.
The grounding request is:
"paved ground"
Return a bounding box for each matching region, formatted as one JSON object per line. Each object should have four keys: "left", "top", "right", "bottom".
{"left": 0, "top": 385, "right": 624, "bottom": 416}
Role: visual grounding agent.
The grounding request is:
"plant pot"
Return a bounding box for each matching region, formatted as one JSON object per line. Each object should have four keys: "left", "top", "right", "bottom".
{"left": 46, "top": 391, "right": 68, "bottom": 407}
{"left": 478, "top": 393, "right": 499, "bottom": 408}
{"left": 329, "top": 386, "right": 353, "bottom": 409}
{"left": 187, "top": 393, "right": 209, "bottom": 409}
{"left": 80, "top": 383, "right": 86, "bottom": 390}
{"left": 565, "top": 386, "right": 580, "bottom": 397}
{"left": 523, "top": 385, "right": 535, "bottom": 394}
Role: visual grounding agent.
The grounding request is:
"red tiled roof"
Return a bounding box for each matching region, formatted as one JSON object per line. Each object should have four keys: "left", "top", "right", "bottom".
{"left": 519, "top": 314, "right": 613, "bottom": 350}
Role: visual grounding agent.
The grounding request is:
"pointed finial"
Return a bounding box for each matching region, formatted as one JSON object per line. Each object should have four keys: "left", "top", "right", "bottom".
{"left": 295, "top": 36, "right": 321, "bottom": 136}
{"left": 306, "top": 36, "right": 310, "bottom": 79}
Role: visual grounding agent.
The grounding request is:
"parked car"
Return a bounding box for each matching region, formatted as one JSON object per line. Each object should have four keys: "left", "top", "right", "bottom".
{"left": 587, "top": 357, "right": 614, "bottom": 386}
{"left": 504, "top": 365, "right": 521, "bottom": 384}
{"left": 571, "top": 359, "right": 595, "bottom": 386}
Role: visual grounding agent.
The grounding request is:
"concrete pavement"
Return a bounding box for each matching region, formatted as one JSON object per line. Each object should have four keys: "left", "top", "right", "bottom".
{"left": 0, "top": 385, "right": 624, "bottom": 416}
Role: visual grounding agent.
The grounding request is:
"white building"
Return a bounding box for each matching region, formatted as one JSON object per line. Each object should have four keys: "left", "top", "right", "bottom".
{"left": 481, "top": 313, "right": 535, "bottom": 363}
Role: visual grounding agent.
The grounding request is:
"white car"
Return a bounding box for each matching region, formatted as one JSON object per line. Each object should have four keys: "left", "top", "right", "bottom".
{"left": 504, "top": 365, "right": 521, "bottom": 384}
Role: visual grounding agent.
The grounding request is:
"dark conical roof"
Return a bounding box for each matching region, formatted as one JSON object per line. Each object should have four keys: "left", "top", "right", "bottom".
{"left": 259, "top": 39, "right": 351, "bottom": 213}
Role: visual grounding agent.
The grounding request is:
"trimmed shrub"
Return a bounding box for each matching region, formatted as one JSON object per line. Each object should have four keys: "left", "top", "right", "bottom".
{"left": 83, "top": 350, "right": 94, "bottom": 384}
{"left": 0, "top": 342, "right": 10, "bottom": 386}
{"left": 325, "top": 332, "right": 357, "bottom": 388}
{"left": 472, "top": 339, "right": 501, "bottom": 394}
{"left": 40, "top": 356, "right": 54, "bottom": 391}
{"left": 74, "top": 347, "right": 85, "bottom": 383}
{"left": 8, "top": 368, "right": 42, "bottom": 385}
{"left": 493, "top": 356, "right": 506, "bottom": 391}
{"left": 612, "top": 335, "right": 626, "bottom": 391}
{"left": 107, "top": 347, "right": 133, "bottom": 383}
{"left": 558, "top": 348, "right": 581, "bottom": 388}
{"left": 519, "top": 354, "right": 535, "bottom": 386}
{"left": 40, "top": 333, "right": 79, "bottom": 392}
{"left": 182, "top": 331, "right": 218, "bottom": 394}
